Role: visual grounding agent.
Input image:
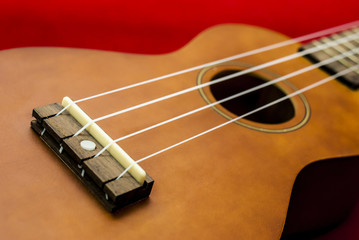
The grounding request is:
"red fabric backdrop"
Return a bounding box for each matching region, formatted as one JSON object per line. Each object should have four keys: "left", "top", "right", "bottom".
{"left": 1, "top": 0, "right": 358, "bottom": 239}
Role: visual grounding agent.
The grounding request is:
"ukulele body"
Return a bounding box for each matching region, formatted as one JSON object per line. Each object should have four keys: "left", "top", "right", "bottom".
{"left": 0, "top": 24, "right": 358, "bottom": 240}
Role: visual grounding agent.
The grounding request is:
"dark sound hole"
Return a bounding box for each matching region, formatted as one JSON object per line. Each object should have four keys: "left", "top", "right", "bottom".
{"left": 209, "top": 70, "right": 295, "bottom": 124}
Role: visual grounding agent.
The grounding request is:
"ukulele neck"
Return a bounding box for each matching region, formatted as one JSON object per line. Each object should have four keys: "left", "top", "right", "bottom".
{"left": 300, "top": 27, "right": 359, "bottom": 89}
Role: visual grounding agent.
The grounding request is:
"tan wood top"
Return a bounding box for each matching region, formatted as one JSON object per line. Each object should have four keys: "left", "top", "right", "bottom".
{"left": 0, "top": 24, "right": 359, "bottom": 240}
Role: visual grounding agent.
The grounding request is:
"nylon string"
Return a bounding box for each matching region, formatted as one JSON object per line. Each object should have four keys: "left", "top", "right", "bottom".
{"left": 72, "top": 30, "right": 359, "bottom": 137}
{"left": 114, "top": 64, "right": 359, "bottom": 181}
{"left": 55, "top": 20, "right": 359, "bottom": 117}
{"left": 52, "top": 21, "right": 359, "bottom": 181}
{"left": 94, "top": 45, "right": 359, "bottom": 158}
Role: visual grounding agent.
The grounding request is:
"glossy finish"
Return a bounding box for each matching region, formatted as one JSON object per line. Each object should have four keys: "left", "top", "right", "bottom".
{"left": 1, "top": 24, "right": 359, "bottom": 240}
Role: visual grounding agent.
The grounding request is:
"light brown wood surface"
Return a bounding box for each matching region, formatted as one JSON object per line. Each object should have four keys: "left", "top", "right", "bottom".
{"left": 1, "top": 24, "right": 359, "bottom": 240}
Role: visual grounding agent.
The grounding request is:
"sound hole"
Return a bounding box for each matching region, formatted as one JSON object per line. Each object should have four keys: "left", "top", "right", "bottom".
{"left": 209, "top": 70, "right": 295, "bottom": 124}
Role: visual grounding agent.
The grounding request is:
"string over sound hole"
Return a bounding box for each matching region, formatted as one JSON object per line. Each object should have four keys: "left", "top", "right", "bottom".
{"left": 209, "top": 70, "right": 295, "bottom": 124}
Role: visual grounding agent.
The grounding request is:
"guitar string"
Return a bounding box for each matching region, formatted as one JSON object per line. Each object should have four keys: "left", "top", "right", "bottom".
{"left": 72, "top": 30, "right": 359, "bottom": 137}
{"left": 113, "top": 64, "right": 359, "bottom": 181}
{"left": 93, "top": 46, "right": 359, "bottom": 158}
{"left": 55, "top": 20, "right": 359, "bottom": 117}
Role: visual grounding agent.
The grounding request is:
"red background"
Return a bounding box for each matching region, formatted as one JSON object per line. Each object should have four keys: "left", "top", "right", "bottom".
{"left": 1, "top": 0, "right": 358, "bottom": 239}
{"left": 1, "top": 0, "right": 358, "bottom": 54}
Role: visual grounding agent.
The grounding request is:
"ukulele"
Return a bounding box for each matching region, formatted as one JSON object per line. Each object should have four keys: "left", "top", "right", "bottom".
{"left": 1, "top": 23, "right": 359, "bottom": 240}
